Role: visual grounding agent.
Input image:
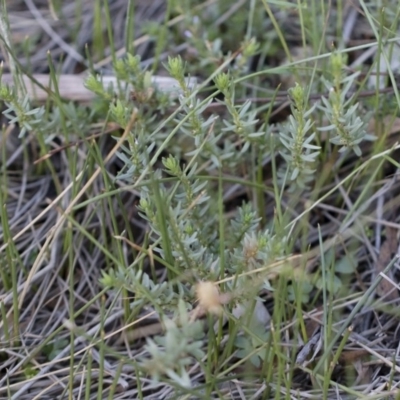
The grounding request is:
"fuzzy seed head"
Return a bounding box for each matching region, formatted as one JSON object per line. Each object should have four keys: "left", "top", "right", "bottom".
{"left": 196, "top": 281, "right": 223, "bottom": 316}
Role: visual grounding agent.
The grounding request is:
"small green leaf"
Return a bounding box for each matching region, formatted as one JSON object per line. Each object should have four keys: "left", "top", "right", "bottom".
{"left": 316, "top": 272, "right": 342, "bottom": 294}
{"left": 335, "top": 254, "right": 357, "bottom": 274}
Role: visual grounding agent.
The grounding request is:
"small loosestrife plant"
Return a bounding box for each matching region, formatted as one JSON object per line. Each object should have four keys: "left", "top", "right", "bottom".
{"left": 167, "top": 56, "right": 233, "bottom": 168}
{"left": 0, "top": 86, "right": 45, "bottom": 138}
{"left": 318, "top": 53, "right": 376, "bottom": 156}
{"left": 278, "top": 82, "right": 320, "bottom": 191}
{"left": 0, "top": 68, "right": 95, "bottom": 165}
{"left": 276, "top": 53, "right": 376, "bottom": 192}
{"left": 140, "top": 299, "right": 206, "bottom": 389}
{"left": 88, "top": 50, "right": 376, "bottom": 387}
{"left": 215, "top": 72, "right": 264, "bottom": 153}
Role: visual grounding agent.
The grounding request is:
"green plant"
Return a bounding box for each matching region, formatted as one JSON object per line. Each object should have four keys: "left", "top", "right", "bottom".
{"left": 2, "top": 1, "right": 400, "bottom": 399}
